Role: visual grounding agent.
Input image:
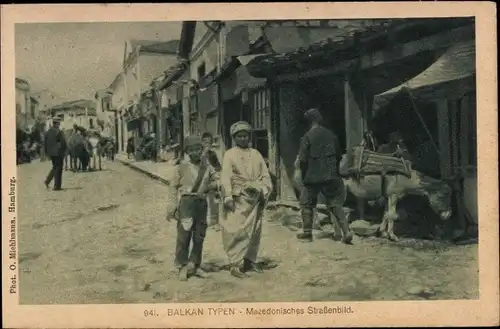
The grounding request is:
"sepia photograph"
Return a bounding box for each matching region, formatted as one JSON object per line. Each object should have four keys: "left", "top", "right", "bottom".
{"left": 2, "top": 3, "right": 498, "bottom": 328}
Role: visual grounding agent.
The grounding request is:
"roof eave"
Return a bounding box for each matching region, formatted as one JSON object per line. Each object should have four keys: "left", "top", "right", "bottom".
{"left": 157, "top": 65, "right": 187, "bottom": 90}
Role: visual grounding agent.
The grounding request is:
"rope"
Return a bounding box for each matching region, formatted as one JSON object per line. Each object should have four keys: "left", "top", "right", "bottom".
{"left": 404, "top": 87, "right": 440, "bottom": 156}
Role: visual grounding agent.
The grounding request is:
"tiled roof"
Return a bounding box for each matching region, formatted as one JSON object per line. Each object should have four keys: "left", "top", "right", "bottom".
{"left": 51, "top": 99, "right": 96, "bottom": 111}
{"left": 246, "top": 18, "right": 461, "bottom": 77}
{"left": 248, "top": 20, "right": 399, "bottom": 72}
{"left": 15, "top": 77, "right": 30, "bottom": 85}
{"left": 131, "top": 39, "right": 180, "bottom": 54}
{"left": 156, "top": 62, "right": 187, "bottom": 90}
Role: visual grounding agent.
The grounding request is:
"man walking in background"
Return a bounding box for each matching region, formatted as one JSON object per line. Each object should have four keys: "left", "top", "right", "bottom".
{"left": 293, "top": 108, "right": 353, "bottom": 244}
{"left": 44, "top": 117, "right": 67, "bottom": 191}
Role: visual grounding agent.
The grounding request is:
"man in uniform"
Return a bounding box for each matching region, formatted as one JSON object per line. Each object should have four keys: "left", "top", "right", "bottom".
{"left": 167, "top": 136, "right": 219, "bottom": 281}
{"left": 294, "top": 108, "right": 353, "bottom": 244}
{"left": 44, "top": 117, "right": 67, "bottom": 191}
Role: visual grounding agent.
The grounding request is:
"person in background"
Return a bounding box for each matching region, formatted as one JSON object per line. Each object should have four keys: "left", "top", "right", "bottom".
{"left": 201, "top": 132, "right": 222, "bottom": 231}
{"left": 293, "top": 108, "right": 353, "bottom": 244}
{"left": 377, "top": 130, "right": 412, "bottom": 161}
{"left": 220, "top": 121, "right": 273, "bottom": 278}
{"left": 39, "top": 127, "right": 47, "bottom": 162}
{"left": 201, "top": 132, "right": 222, "bottom": 170}
{"left": 126, "top": 136, "right": 135, "bottom": 159}
{"left": 44, "top": 117, "right": 67, "bottom": 191}
{"left": 166, "top": 136, "right": 219, "bottom": 281}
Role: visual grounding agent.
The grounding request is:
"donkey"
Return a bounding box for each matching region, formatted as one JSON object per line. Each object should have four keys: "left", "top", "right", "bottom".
{"left": 341, "top": 165, "right": 453, "bottom": 241}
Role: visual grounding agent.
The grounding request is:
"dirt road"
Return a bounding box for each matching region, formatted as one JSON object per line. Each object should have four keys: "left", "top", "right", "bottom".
{"left": 17, "top": 160, "right": 478, "bottom": 304}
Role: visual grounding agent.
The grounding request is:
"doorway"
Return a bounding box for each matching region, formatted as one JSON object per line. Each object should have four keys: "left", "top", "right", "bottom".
{"left": 222, "top": 96, "right": 242, "bottom": 149}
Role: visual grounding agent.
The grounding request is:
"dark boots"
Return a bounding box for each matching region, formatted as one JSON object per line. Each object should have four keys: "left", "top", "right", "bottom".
{"left": 297, "top": 208, "right": 314, "bottom": 242}
{"left": 330, "top": 206, "right": 353, "bottom": 244}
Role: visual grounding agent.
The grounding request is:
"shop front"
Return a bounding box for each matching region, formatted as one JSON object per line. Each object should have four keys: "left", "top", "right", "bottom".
{"left": 217, "top": 63, "right": 267, "bottom": 153}
{"left": 372, "top": 39, "right": 477, "bottom": 227}
{"left": 244, "top": 19, "right": 475, "bottom": 204}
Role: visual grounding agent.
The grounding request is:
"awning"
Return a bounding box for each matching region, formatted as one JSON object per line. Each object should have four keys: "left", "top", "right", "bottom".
{"left": 234, "top": 65, "right": 267, "bottom": 95}
{"left": 237, "top": 54, "right": 267, "bottom": 66}
{"left": 374, "top": 40, "right": 476, "bottom": 109}
{"left": 220, "top": 64, "right": 267, "bottom": 101}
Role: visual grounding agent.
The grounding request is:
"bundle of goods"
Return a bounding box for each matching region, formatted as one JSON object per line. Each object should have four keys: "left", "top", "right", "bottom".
{"left": 341, "top": 145, "right": 412, "bottom": 178}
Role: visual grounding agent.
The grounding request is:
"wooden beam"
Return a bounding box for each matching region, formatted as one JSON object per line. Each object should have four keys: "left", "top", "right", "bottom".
{"left": 449, "top": 99, "right": 460, "bottom": 172}
{"left": 275, "top": 25, "right": 474, "bottom": 83}
{"left": 460, "top": 94, "right": 471, "bottom": 171}
{"left": 436, "top": 99, "right": 451, "bottom": 179}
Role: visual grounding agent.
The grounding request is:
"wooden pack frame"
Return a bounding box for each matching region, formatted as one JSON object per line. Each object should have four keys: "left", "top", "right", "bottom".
{"left": 344, "top": 145, "right": 413, "bottom": 178}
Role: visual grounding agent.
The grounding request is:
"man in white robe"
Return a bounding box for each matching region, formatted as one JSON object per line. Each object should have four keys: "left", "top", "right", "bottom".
{"left": 220, "top": 121, "right": 273, "bottom": 278}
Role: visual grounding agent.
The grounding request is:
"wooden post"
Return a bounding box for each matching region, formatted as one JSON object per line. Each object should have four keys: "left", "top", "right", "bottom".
{"left": 344, "top": 75, "right": 352, "bottom": 156}
{"left": 156, "top": 90, "right": 163, "bottom": 162}
{"left": 459, "top": 95, "right": 470, "bottom": 169}
{"left": 436, "top": 99, "right": 451, "bottom": 178}
{"left": 344, "top": 75, "right": 363, "bottom": 156}
{"left": 449, "top": 99, "right": 460, "bottom": 173}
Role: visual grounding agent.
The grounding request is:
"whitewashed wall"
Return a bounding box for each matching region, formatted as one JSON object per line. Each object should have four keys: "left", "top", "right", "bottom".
{"left": 125, "top": 60, "right": 140, "bottom": 104}
{"left": 15, "top": 88, "right": 29, "bottom": 115}
{"left": 111, "top": 75, "right": 126, "bottom": 110}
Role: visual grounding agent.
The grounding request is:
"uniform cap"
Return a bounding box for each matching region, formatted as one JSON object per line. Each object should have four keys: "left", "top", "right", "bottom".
{"left": 304, "top": 108, "right": 323, "bottom": 123}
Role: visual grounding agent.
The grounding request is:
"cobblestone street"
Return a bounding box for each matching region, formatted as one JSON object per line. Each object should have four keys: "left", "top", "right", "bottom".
{"left": 18, "top": 159, "right": 479, "bottom": 304}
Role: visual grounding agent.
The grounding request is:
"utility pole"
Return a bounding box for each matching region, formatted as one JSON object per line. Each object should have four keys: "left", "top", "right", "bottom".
{"left": 154, "top": 88, "right": 162, "bottom": 162}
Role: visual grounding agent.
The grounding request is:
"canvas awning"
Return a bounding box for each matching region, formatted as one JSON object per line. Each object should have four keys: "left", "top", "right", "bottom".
{"left": 220, "top": 65, "right": 267, "bottom": 101}
{"left": 374, "top": 40, "right": 476, "bottom": 109}
{"left": 237, "top": 54, "right": 267, "bottom": 66}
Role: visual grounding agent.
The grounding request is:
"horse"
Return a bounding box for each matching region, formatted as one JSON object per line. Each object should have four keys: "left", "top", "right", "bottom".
{"left": 340, "top": 131, "right": 453, "bottom": 242}
{"left": 64, "top": 130, "right": 81, "bottom": 171}
{"left": 64, "top": 129, "right": 93, "bottom": 172}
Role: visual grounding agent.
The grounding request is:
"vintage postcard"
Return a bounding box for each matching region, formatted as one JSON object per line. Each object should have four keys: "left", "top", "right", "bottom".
{"left": 1, "top": 2, "right": 498, "bottom": 328}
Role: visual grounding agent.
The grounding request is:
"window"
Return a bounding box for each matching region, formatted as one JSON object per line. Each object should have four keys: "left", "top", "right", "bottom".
{"left": 197, "top": 63, "right": 206, "bottom": 80}
{"left": 249, "top": 88, "right": 271, "bottom": 161}
{"left": 89, "top": 118, "right": 94, "bottom": 129}
{"left": 251, "top": 88, "right": 270, "bottom": 129}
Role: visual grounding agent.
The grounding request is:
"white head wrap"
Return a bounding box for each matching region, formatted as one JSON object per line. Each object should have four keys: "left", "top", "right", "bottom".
{"left": 230, "top": 121, "right": 252, "bottom": 136}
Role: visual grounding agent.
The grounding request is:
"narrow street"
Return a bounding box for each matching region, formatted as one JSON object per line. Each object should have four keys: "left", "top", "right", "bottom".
{"left": 18, "top": 160, "right": 478, "bottom": 304}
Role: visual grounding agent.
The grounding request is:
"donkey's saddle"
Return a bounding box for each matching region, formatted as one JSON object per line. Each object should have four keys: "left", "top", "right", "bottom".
{"left": 341, "top": 146, "right": 412, "bottom": 178}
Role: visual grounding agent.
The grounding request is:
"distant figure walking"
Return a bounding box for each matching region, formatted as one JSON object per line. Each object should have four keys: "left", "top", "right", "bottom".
{"left": 126, "top": 136, "right": 135, "bottom": 159}
{"left": 293, "top": 108, "right": 353, "bottom": 244}
{"left": 44, "top": 117, "right": 67, "bottom": 191}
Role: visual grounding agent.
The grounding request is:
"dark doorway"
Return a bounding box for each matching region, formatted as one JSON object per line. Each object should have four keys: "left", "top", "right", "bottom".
{"left": 222, "top": 96, "right": 242, "bottom": 149}
{"left": 298, "top": 76, "right": 346, "bottom": 153}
